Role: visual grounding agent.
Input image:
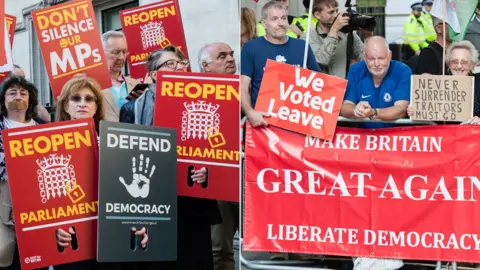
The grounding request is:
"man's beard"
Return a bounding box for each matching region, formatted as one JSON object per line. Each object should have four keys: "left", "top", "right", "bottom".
{"left": 7, "top": 100, "right": 28, "bottom": 111}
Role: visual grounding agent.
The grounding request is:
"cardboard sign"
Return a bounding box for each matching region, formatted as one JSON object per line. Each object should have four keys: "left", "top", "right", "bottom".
{"left": 32, "top": 0, "right": 111, "bottom": 99}
{"left": 154, "top": 72, "right": 240, "bottom": 202}
{"left": 98, "top": 121, "right": 177, "bottom": 262}
{"left": 120, "top": 0, "right": 189, "bottom": 82}
{"left": 2, "top": 119, "right": 98, "bottom": 269}
{"left": 410, "top": 75, "right": 474, "bottom": 122}
{"left": 5, "top": 14, "right": 15, "bottom": 48}
{"left": 244, "top": 124, "right": 480, "bottom": 262}
{"left": 255, "top": 60, "right": 347, "bottom": 140}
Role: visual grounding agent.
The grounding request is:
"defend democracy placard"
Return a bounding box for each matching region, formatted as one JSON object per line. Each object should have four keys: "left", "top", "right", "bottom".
{"left": 244, "top": 124, "right": 480, "bottom": 262}
{"left": 32, "top": 0, "right": 110, "bottom": 99}
{"left": 411, "top": 75, "right": 474, "bottom": 122}
{"left": 154, "top": 72, "right": 240, "bottom": 202}
{"left": 120, "top": 0, "right": 189, "bottom": 82}
{"left": 2, "top": 119, "right": 98, "bottom": 269}
{"left": 255, "top": 60, "right": 347, "bottom": 140}
{"left": 98, "top": 121, "right": 177, "bottom": 262}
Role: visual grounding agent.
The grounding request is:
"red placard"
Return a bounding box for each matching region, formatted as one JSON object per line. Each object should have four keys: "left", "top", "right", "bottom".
{"left": 244, "top": 124, "right": 480, "bottom": 262}
{"left": 154, "top": 72, "right": 240, "bottom": 202}
{"left": 120, "top": 0, "right": 189, "bottom": 82}
{"left": 0, "top": 14, "right": 17, "bottom": 84}
{"left": 0, "top": 0, "right": 6, "bottom": 66}
{"left": 255, "top": 60, "right": 347, "bottom": 140}
{"left": 32, "top": 0, "right": 110, "bottom": 99}
{"left": 5, "top": 14, "right": 15, "bottom": 47}
{"left": 3, "top": 119, "right": 99, "bottom": 269}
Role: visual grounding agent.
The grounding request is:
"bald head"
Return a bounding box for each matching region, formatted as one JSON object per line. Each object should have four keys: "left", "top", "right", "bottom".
{"left": 364, "top": 36, "right": 392, "bottom": 78}
{"left": 198, "top": 42, "right": 237, "bottom": 74}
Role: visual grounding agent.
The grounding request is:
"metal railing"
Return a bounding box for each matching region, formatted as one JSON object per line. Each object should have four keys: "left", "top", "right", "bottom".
{"left": 239, "top": 116, "right": 475, "bottom": 270}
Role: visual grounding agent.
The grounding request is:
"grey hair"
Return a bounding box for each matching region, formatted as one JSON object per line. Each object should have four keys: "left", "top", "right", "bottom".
{"left": 101, "top": 30, "right": 126, "bottom": 48}
{"left": 446, "top": 40, "right": 479, "bottom": 67}
{"left": 365, "top": 36, "right": 389, "bottom": 50}
{"left": 432, "top": 16, "right": 443, "bottom": 27}
{"left": 261, "top": 1, "right": 288, "bottom": 20}
{"left": 198, "top": 43, "right": 213, "bottom": 72}
{"left": 145, "top": 46, "right": 186, "bottom": 72}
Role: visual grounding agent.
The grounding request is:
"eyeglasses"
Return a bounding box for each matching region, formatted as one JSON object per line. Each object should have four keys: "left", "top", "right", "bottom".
{"left": 156, "top": 59, "right": 190, "bottom": 70}
{"left": 69, "top": 95, "right": 97, "bottom": 103}
{"left": 451, "top": 59, "right": 470, "bottom": 66}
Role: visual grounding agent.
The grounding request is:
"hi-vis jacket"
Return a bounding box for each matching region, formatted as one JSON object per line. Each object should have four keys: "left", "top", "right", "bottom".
{"left": 291, "top": 12, "right": 319, "bottom": 34}
{"left": 403, "top": 13, "right": 429, "bottom": 52}
{"left": 420, "top": 11, "right": 436, "bottom": 42}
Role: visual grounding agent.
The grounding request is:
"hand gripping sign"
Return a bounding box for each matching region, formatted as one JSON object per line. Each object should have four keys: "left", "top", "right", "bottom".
{"left": 120, "top": 0, "right": 189, "bottom": 82}
{"left": 98, "top": 121, "right": 177, "bottom": 262}
{"left": 32, "top": 0, "right": 111, "bottom": 99}
{"left": 255, "top": 60, "right": 347, "bottom": 140}
{"left": 154, "top": 72, "right": 240, "bottom": 202}
{"left": 2, "top": 119, "right": 98, "bottom": 269}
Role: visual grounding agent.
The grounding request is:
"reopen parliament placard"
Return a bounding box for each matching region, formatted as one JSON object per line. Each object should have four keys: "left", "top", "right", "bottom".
{"left": 2, "top": 119, "right": 98, "bottom": 269}
{"left": 154, "top": 72, "right": 240, "bottom": 202}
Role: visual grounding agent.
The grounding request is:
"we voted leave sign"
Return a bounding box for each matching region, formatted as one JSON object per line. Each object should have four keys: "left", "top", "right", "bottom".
{"left": 255, "top": 60, "right": 347, "bottom": 140}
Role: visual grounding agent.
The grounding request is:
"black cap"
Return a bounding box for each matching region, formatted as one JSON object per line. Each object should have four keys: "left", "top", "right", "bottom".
{"left": 411, "top": 2, "right": 423, "bottom": 10}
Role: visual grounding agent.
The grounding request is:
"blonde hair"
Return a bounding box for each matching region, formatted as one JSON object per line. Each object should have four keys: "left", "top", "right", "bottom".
{"left": 56, "top": 77, "right": 105, "bottom": 129}
{"left": 242, "top": 7, "right": 257, "bottom": 41}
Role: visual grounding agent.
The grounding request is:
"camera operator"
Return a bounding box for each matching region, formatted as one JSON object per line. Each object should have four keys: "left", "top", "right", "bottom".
{"left": 301, "top": 0, "right": 372, "bottom": 79}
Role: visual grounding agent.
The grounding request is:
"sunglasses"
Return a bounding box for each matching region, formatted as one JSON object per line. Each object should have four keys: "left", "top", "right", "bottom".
{"left": 69, "top": 95, "right": 97, "bottom": 103}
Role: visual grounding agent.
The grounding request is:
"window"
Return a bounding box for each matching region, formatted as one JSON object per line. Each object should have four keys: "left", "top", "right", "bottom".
{"left": 356, "top": 0, "right": 386, "bottom": 38}
{"left": 101, "top": 1, "right": 139, "bottom": 33}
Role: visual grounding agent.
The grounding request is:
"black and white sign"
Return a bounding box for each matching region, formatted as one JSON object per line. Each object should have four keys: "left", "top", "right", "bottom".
{"left": 97, "top": 121, "right": 177, "bottom": 262}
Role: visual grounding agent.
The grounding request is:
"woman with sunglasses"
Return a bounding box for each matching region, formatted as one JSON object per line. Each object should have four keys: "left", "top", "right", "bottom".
{"left": 0, "top": 76, "right": 50, "bottom": 270}
{"left": 52, "top": 77, "right": 124, "bottom": 270}
{"left": 120, "top": 46, "right": 221, "bottom": 270}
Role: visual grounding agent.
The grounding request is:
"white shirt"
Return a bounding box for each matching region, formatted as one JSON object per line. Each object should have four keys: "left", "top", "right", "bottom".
{"left": 3, "top": 118, "right": 37, "bottom": 129}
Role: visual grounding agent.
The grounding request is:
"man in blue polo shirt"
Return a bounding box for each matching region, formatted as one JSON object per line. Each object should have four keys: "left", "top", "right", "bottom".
{"left": 341, "top": 36, "right": 411, "bottom": 128}
{"left": 241, "top": 0, "right": 320, "bottom": 127}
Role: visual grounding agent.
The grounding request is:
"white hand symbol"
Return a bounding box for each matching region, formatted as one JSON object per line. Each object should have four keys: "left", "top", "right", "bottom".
{"left": 119, "top": 154, "right": 156, "bottom": 198}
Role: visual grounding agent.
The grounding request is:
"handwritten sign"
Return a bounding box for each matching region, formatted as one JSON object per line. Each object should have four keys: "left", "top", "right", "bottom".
{"left": 32, "top": 0, "right": 110, "bottom": 99}
{"left": 411, "top": 75, "right": 474, "bottom": 122}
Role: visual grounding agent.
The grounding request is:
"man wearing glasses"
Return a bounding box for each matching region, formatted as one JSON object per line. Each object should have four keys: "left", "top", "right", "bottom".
{"left": 101, "top": 30, "right": 140, "bottom": 122}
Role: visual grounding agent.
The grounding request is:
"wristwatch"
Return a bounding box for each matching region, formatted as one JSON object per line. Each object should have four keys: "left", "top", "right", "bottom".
{"left": 369, "top": 109, "right": 378, "bottom": 120}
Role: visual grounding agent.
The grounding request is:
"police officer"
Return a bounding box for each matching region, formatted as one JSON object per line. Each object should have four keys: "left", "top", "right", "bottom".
{"left": 420, "top": 0, "right": 436, "bottom": 42}
{"left": 403, "top": 2, "right": 429, "bottom": 56}
{"left": 291, "top": 0, "right": 319, "bottom": 36}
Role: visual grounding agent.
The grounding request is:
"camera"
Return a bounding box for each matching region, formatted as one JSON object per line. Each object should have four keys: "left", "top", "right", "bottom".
{"left": 340, "top": 0, "right": 376, "bottom": 33}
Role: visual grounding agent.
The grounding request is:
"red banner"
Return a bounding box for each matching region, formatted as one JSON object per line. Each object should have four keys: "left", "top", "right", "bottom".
{"left": 120, "top": 0, "right": 189, "bottom": 82}
{"left": 2, "top": 119, "right": 99, "bottom": 269}
{"left": 32, "top": 0, "right": 110, "bottom": 99}
{"left": 244, "top": 124, "right": 480, "bottom": 262}
{"left": 154, "top": 72, "right": 240, "bottom": 202}
{"left": 255, "top": 60, "right": 347, "bottom": 140}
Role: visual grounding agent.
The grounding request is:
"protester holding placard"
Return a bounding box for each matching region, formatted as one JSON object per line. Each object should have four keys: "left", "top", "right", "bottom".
{"left": 7, "top": 65, "right": 51, "bottom": 124}
{"left": 120, "top": 46, "right": 221, "bottom": 270}
{"left": 340, "top": 36, "right": 411, "bottom": 128}
{"left": 101, "top": 31, "right": 140, "bottom": 122}
{"left": 0, "top": 76, "right": 46, "bottom": 270}
{"left": 408, "top": 40, "right": 480, "bottom": 124}
{"left": 241, "top": 1, "right": 320, "bottom": 127}
{"left": 49, "top": 77, "right": 123, "bottom": 269}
